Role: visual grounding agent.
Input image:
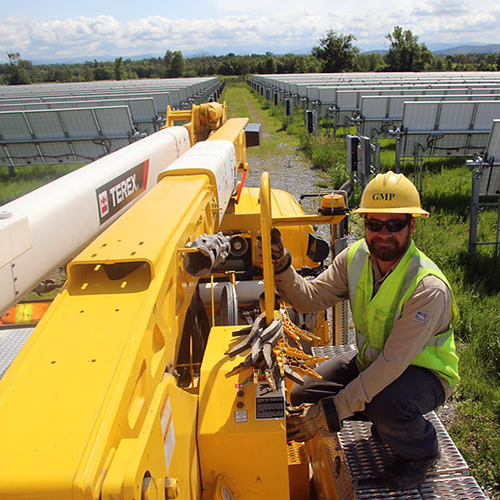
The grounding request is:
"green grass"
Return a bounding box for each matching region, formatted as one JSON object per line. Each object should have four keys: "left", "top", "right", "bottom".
{"left": 221, "top": 81, "right": 300, "bottom": 159}
{"left": 0, "top": 163, "right": 83, "bottom": 206}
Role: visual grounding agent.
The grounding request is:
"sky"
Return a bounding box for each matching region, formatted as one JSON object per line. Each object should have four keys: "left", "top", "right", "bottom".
{"left": 1, "top": 0, "right": 500, "bottom": 63}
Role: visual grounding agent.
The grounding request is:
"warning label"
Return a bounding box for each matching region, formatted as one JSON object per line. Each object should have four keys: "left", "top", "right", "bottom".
{"left": 255, "top": 381, "right": 286, "bottom": 420}
{"left": 96, "top": 160, "right": 149, "bottom": 224}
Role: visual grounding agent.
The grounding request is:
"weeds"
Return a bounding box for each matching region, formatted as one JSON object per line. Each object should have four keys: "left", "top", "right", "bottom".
{"left": 0, "top": 163, "right": 82, "bottom": 206}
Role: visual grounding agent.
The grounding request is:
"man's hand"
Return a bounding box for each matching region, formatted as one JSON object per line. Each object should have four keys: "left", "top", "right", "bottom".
{"left": 287, "top": 398, "right": 342, "bottom": 442}
{"left": 287, "top": 402, "right": 329, "bottom": 442}
{"left": 255, "top": 227, "right": 292, "bottom": 274}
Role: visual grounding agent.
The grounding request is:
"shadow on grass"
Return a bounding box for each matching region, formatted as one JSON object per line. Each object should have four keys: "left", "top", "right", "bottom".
{"left": 422, "top": 191, "right": 472, "bottom": 218}
{"left": 462, "top": 251, "right": 500, "bottom": 294}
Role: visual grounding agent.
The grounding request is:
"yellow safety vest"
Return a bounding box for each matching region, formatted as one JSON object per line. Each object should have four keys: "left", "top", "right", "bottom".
{"left": 347, "top": 239, "right": 460, "bottom": 387}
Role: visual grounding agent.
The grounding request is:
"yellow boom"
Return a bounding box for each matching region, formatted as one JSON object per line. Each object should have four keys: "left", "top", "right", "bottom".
{"left": 0, "top": 104, "right": 346, "bottom": 499}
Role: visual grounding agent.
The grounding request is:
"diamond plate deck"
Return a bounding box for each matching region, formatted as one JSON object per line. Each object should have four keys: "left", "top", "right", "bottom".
{"left": 310, "top": 345, "right": 488, "bottom": 499}
{"left": 356, "top": 476, "right": 487, "bottom": 499}
{"left": 0, "top": 326, "right": 35, "bottom": 379}
{"left": 339, "top": 415, "right": 469, "bottom": 484}
{"left": 313, "top": 344, "right": 357, "bottom": 359}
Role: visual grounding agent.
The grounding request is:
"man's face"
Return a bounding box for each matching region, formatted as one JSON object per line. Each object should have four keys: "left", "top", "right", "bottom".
{"left": 364, "top": 213, "right": 415, "bottom": 263}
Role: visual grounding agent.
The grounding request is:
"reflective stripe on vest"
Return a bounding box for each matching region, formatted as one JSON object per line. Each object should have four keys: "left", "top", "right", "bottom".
{"left": 347, "top": 238, "right": 460, "bottom": 387}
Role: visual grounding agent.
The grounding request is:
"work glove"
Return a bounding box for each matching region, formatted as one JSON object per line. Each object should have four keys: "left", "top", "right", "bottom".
{"left": 254, "top": 227, "right": 292, "bottom": 274}
{"left": 286, "top": 398, "right": 341, "bottom": 442}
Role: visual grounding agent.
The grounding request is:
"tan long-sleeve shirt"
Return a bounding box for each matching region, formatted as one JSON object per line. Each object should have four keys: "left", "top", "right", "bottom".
{"left": 275, "top": 245, "right": 453, "bottom": 422}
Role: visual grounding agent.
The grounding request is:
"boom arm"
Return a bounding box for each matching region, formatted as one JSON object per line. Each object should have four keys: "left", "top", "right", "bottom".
{"left": 0, "top": 126, "right": 190, "bottom": 316}
{"left": 0, "top": 117, "right": 249, "bottom": 499}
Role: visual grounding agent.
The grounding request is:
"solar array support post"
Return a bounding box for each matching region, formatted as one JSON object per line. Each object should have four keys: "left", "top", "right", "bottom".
{"left": 388, "top": 127, "right": 402, "bottom": 173}
{"left": 372, "top": 140, "right": 380, "bottom": 174}
{"left": 346, "top": 135, "right": 359, "bottom": 186}
{"left": 305, "top": 110, "right": 316, "bottom": 134}
{"left": 327, "top": 107, "right": 338, "bottom": 139}
{"left": 358, "top": 136, "right": 372, "bottom": 190}
{"left": 412, "top": 144, "right": 424, "bottom": 194}
{"left": 495, "top": 194, "right": 500, "bottom": 257}
{"left": 467, "top": 157, "right": 483, "bottom": 255}
{"left": 285, "top": 98, "right": 294, "bottom": 123}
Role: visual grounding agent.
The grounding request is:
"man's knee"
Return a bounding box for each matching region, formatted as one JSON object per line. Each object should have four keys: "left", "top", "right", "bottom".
{"left": 290, "top": 378, "right": 320, "bottom": 406}
{"left": 290, "top": 383, "right": 306, "bottom": 406}
{"left": 289, "top": 352, "right": 359, "bottom": 406}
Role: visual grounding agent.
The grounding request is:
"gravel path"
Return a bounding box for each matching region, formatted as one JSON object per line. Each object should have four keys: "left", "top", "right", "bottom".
{"left": 245, "top": 150, "right": 330, "bottom": 219}
{"left": 246, "top": 152, "right": 323, "bottom": 198}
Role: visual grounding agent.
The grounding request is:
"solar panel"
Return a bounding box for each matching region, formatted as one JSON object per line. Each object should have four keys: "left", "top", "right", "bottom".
{"left": 485, "top": 120, "right": 500, "bottom": 161}
{"left": 362, "top": 97, "right": 388, "bottom": 119}
{"left": 37, "top": 142, "right": 76, "bottom": 163}
{"left": 473, "top": 101, "right": 500, "bottom": 131}
{"left": 430, "top": 133, "right": 475, "bottom": 155}
{"left": 94, "top": 107, "right": 134, "bottom": 136}
{"left": 71, "top": 141, "right": 107, "bottom": 162}
{"left": 388, "top": 96, "right": 418, "bottom": 118}
{"left": 479, "top": 165, "right": 500, "bottom": 197}
{"left": 318, "top": 87, "right": 337, "bottom": 104}
{"left": 126, "top": 99, "right": 156, "bottom": 121}
{"left": 0, "top": 113, "right": 33, "bottom": 140}
{"left": 4, "top": 143, "right": 43, "bottom": 165}
{"left": 26, "top": 110, "right": 66, "bottom": 140}
{"left": 438, "top": 102, "right": 475, "bottom": 131}
{"left": 22, "top": 103, "right": 48, "bottom": 110}
{"left": 108, "top": 139, "right": 132, "bottom": 153}
{"left": 47, "top": 102, "right": 76, "bottom": 110}
{"left": 58, "top": 109, "right": 100, "bottom": 138}
{"left": 403, "top": 102, "right": 439, "bottom": 131}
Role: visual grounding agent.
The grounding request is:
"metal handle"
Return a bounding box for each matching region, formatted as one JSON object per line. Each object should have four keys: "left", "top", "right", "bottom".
{"left": 259, "top": 172, "right": 275, "bottom": 326}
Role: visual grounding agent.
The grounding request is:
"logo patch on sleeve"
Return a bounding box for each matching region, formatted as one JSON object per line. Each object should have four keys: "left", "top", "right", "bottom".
{"left": 414, "top": 310, "right": 430, "bottom": 323}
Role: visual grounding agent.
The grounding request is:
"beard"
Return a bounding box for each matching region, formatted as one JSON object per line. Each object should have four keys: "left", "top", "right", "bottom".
{"left": 366, "top": 235, "right": 409, "bottom": 262}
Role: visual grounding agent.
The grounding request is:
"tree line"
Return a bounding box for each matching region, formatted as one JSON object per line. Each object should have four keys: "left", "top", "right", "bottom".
{"left": 2, "top": 26, "right": 500, "bottom": 85}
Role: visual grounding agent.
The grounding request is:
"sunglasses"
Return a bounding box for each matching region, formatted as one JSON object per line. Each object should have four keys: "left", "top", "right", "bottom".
{"left": 365, "top": 218, "right": 412, "bottom": 233}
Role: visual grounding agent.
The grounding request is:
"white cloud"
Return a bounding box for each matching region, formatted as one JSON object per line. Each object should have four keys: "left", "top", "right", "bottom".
{"left": 1, "top": 2, "right": 500, "bottom": 62}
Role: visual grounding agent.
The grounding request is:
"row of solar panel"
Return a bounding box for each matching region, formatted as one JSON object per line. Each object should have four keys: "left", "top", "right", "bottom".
{"left": 0, "top": 98, "right": 160, "bottom": 136}
{"left": 0, "top": 78, "right": 223, "bottom": 167}
{"left": 253, "top": 72, "right": 500, "bottom": 94}
{"left": 328, "top": 87, "right": 500, "bottom": 129}
{"left": 0, "top": 107, "right": 136, "bottom": 166}
{"left": 473, "top": 119, "right": 500, "bottom": 197}
{"left": 398, "top": 101, "right": 500, "bottom": 157}
{"left": 252, "top": 73, "right": 500, "bottom": 198}
{"left": 1, "top": 84, "right": 221, "bottom": 112}
{"left": 251, "top": 74, "right": 500, "bottom": 124}
{"left": 251, "top": 74, "right": 500, "bottom": 158}
{"left": 0, "top": 77, "right": 220, "bottom": 101}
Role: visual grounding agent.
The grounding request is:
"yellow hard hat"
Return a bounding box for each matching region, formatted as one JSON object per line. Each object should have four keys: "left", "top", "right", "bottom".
{"left": 353, "top": 171, "right": 429, "bottom": 217}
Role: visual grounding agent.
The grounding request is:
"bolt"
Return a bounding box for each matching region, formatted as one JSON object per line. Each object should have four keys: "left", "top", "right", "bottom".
{"left": 165, "top": 477, "right": 179, "bottom": 499}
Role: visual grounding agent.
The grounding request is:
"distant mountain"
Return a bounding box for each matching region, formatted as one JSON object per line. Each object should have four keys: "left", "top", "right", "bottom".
{"left": 27, "top": 43, "right": 500, "bottom": 65}
{"left": 362, "top": 44, "right": 500, "bottom": 57}
{"left": 32, "top": 53, "right": 161, "bottom": 65}
{"left": 433, "top": 44, "right": 500, "bottom": 55}
{"left": 361, "top": 50, "right": 387, "bottom": 55}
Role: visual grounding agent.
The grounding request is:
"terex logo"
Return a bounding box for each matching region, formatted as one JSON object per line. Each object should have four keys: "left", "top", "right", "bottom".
{"left": 109, "top": 174, "right": 139, "bottom": 206}
{"left": 96, "top": 160, "right": 149, "bottom": 224}
{"left": 372, "top": 192, "right": 396, "bottom": 201}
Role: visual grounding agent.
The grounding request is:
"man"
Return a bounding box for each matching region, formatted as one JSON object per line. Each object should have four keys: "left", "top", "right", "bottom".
{"left": 269, "top": 171, "right": 459, "bottom": 490}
